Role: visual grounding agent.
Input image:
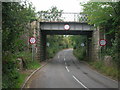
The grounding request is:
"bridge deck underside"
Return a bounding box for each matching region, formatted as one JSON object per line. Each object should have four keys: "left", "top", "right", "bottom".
{"left": 41, "top": 30, "right": 93, "bottom": 35}
{"left": 39, "top": 22, "right": 95, "bottom": 61}
{"left": 40, "top": 22, "right": 95, "bottom": 31}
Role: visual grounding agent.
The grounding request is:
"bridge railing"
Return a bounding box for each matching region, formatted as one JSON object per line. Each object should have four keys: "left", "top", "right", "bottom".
{"left": 38, "top": 12, "right": 88, "bottom": 22}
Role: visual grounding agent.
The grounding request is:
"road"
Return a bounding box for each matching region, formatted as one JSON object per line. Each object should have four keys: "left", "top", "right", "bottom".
{"left": 26, "top": 49, "right": 118, "bottom": 89}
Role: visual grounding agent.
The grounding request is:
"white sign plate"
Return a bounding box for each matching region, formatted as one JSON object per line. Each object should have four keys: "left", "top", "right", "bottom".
{"left": 29, "top": 37, "right": 36, "bottom": 44}
{"left": 99, "top": 39, "right": 106, "bottom": 46}
{"left": 64, "top": 24, "right": 70, "bottom": 30}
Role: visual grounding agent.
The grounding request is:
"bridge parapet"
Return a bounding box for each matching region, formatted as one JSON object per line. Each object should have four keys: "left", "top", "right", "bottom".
{"left": 38, "top": 12, "right": 88, "bottom": 22}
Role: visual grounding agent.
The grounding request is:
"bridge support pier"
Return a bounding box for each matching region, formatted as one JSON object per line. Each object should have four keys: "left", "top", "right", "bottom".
{"left": 40, "top": 31, "right": 46, "bottom": 61}
{"left": 91, "top": 27, "right": 100, "bottom": 61}
{"left": 86, "top": 35, "right": 92, "bottom": 61}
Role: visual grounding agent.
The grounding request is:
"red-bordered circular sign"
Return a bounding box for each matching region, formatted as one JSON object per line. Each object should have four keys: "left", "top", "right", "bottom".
{"left": 99, "top": 39, "right": 107, "bottom": 46}
{"left": 64, "top": 24, "right": 70, "bottom": 30}
{"left": 29, "top": 37, "right": 36, "bottom": 44}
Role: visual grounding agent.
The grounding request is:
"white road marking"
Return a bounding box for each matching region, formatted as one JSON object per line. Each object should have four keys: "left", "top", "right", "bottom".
{"left": 72, "top": 75, "right": 88, "bottom": 89}
{"left": 65, "top": 66, "right": 70, "bottom": 72}
{"left": 58, "top": 55, "right": 59, "bottom": 59}
{"left": 64, "top": 58, "right": 65, "bottom": 61}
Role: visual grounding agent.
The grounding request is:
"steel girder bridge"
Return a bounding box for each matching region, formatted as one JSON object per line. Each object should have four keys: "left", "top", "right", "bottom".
{"left": 37, "top": 12, "right": 98, "bottom": 61}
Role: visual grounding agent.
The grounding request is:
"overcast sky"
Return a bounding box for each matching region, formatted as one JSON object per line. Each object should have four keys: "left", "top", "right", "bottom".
{"left": 29, "top": 0, "right": 89, "bottom": 13}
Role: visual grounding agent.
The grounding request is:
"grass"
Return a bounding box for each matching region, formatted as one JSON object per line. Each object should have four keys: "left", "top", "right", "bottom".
{"left": 3, "top": 51, "right": 41, "bottom": 88}
{"left": 73, "top": 48, "right": 86, "bottom": 61}
{"left": 16, "top": 61, "right": 41, "bottom": 88}
{"left": 27, "top": 60, "right": 41, "bottom": 69}
{"left": 73, "top": 47, "right": 119, "bottom": 81}
{"left": 89, "top": 61, "right": 118, "bottom": 80}
{"left": 16, "top": 73, "right": 28, "bottom": 88}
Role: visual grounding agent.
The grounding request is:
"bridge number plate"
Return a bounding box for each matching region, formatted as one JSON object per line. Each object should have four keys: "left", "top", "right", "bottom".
{"left": 29, "top": 37, "right": 36, "bottom": 44}
{"left": 64, "top": 24, "right": 70, "bottom": 30}
{"left": 99, "top": 39, "right": 106, "bottom": 46}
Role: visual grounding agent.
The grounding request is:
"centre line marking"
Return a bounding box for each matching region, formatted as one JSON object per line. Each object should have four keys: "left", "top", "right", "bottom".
{"left": 58, "top": 56, "right": 59, "bottom": 59}
{"left": 65, "top": 66, "right": 69, "bottom": 72}
{"left": 72, "top": 75, "right": 88, "bottom": 89}
{"left": 64, "top": 58, "right": 65, "bottom": 61}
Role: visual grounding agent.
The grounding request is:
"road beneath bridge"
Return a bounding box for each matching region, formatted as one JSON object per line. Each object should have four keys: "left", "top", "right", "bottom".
{"left": 26, "top": 49, "right": 118, "bottom": 89}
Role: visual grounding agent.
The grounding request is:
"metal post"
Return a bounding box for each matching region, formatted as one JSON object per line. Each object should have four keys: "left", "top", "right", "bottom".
{"left": 32, "top": 45, "right": 34, "bottom": 61}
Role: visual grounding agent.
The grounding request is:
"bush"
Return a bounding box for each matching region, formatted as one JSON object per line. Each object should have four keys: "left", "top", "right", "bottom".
{"left": 2, "top": 52, "right": 20, "bottom": 88}
{"left": 73, "top": 46, "right": 86, "bottom": 61}
{"left": 2, "top": 51, "right": 40, "bottom": 88}
{"left": 89, "top": 61, "right": 118, "bottom": 80}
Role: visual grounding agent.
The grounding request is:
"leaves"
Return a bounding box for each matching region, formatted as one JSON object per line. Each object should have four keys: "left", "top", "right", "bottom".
{"left": 82, "top": 2, "right": 114, "bottom": 26}
{"left": 2, "top": 2, "right": 36, "bottom": 52}
{"left": 82, "top": 1, "right": 120, "bottom": 64}
{"left": 37, "top": 6, "right": 63, "bottom": 21}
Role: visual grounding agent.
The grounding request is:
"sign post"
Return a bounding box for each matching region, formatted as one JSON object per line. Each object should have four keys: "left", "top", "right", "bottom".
{"left": 29, "top": 37, "right": 36, "bottom": 61}
{"left": 99, "top": 39, "right": 107, "bottom": 60}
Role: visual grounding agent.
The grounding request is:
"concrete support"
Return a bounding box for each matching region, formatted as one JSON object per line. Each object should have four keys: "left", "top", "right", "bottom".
{"left": 91, "top": 27, "right": 100, "bottom": 61}
{"left": 36, "top": 22, "right": 47, "bottom": 61}
{"left": 36, "top": 21, "right": 41, "bottom": 61}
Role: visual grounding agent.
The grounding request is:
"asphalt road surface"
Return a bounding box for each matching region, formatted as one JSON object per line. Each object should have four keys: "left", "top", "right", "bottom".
{"left": 27, "top": 49, "right": 118, "bottom": 89}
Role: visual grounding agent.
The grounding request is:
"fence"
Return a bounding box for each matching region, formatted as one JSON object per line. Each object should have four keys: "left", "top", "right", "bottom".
{"left": 38, "top": 12, "right": 88, "bottom": 22}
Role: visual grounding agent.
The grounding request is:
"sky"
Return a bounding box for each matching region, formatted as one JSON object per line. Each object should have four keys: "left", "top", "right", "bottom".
{"left": 29, "top": 0, "right": 89, "bottom": 13}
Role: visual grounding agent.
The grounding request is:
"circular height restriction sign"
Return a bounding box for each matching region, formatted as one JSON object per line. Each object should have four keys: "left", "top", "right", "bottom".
{"left": 64, "top": 24, "right": 70, "bottom": 30}
{"left": 29, "top": 37, "right": 36, "bottom": 44}
{"left": 99, "top": 39, "right": 107, "bottom": 46}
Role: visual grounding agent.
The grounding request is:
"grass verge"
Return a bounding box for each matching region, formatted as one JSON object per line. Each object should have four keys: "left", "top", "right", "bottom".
{"left": 2, "top": 51, "right": 41, "bottom": 88}
{"left": 17, "top": 60, "right": 41, "bottom": 88}
{"left": 88, "top": 61, "right": 118, "bottom": 80}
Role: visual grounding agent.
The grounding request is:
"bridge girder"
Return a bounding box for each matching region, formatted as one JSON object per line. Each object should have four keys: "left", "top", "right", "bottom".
{"left": 39, "top": 22, "right": 96, "bottom": 61}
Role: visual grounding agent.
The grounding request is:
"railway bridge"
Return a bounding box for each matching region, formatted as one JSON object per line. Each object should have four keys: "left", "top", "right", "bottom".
{"left": 35, "top": 13, "right": 100, "bottom": 61}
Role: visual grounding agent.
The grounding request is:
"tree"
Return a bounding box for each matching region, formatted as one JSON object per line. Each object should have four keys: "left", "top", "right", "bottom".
{"left": 2, "top": 1, "right": 37, "bottom": 88}
{"left": 2, "top": 1, "right": 36, "bottom": 53}
{"left": 37, "top": 6, "right": 63, "bottom": 21}
{"left": 81, "top": 1, "right": 120, "bottom": 63}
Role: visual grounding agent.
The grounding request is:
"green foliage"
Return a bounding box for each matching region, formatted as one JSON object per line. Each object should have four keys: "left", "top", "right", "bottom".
{"left": 2, "top": 51, "right": 40, "bottom": 88}
{"left": 2, "top": 52, "right": 20, "bottom": 88}
{"left": 89, "top": 61, "right": 118, "bottom": 80}
{"left": 16, "top": 73, "right": 28, "bottom": 88}
{"left": 81, "top": 1, "right": 120, "bottom": 80}
{"left": 73, "top": 47, "right": 86, "bottom": 60}
{"left": 2, "top": 1, "right": 38, "bottom": 88}
{"left": 46, "top": 35, "right": 72, "bottom": 59}
{"left": 82, "top": 2, "right": 116, "bottom": 26}
{"left": 71, "top": 35, "right": 87, "bottom": 61}
{"left": 37, "top": 6, "right": 63, "bottom": 21}
{"left": 2, "top": 2, "right": 36, "bottom": 52}
{"left": 82, "top": 1, "right": 120, "bottom": 64}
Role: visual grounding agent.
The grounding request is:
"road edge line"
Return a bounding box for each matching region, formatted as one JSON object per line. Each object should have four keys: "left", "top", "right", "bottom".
{"left": 21, "top": 60, "right": 50, "bottom": 89}
{"left": 80, "top": 61, "right": 118, "bottom": 83}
